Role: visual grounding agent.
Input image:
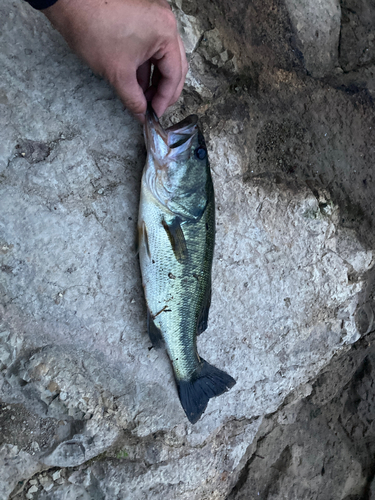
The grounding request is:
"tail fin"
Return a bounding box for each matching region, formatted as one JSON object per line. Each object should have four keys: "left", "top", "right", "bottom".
{"left": 177, "top": 358, "right": 236, "bottom": 424}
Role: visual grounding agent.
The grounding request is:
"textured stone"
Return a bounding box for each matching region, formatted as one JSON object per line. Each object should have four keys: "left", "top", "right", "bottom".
{"left": 285, "top": 0, "right": 341, "bottom": 77}
{"left": 38, "top": 484, "right": 91, "bottom": 500}
{"left": 172, "top": 2, "right": 204, "bottom": 56}
{"left": 339, "top": 0, "right": 375, "bottom": 72}
{"left": 0, "top": 445, "right": 41, "bottom": 499}
{"left": 228, "top": 332, "right": 375, "bottom": 500}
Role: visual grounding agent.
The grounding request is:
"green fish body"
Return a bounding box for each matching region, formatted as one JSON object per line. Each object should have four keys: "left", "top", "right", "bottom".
{"left": 138, "top": 106, "right": 235, "bottom": 424}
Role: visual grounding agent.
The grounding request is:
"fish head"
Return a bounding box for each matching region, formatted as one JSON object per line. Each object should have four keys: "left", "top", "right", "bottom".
{"left": 144, "top": 105, "right": 209, "bottom": 218}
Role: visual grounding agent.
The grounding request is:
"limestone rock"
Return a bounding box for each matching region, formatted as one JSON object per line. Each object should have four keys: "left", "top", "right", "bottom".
{"left": 228, "top": 331, "right": 375, "bottom": 500}
{"left": 171, "top": 2, "right": 204, "bottom": 56}
{"left": 285, "top": 0, "right": 341, "bottom": 77}
{"left": 0, "top": 445, "right": 41, "bottom": 499}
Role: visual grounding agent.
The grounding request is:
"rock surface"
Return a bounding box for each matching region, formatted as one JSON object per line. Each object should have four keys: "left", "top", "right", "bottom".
{"left": 228, "top": 331, "right": 375, "bottom": 500}
{"left": 1, "top": 0, "right": 375, "bottom": 499}
{"left": 285, "top": 0, "right": 341, "bottom": 77}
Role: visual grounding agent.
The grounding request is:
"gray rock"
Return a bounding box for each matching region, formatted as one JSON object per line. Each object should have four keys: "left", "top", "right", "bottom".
{"left": 285, "top": 0, "right": 341, "bottom": 77}
{"left": 39, "top": 476, "right": 53, "bottom": 492}
{"left": 38, "top": 484, "right": 92, "bottom": 500}
{"left": 0, "top": 444, "right": 41, "bottom": 499}
{"left": 339, "top": 0, "right": 375, "bottom": 72}
{"left": 172, "top": 2, "right": 204, "bottom": 56}
{"left": 228, "top": 332, "right": 375, "bottom": 500}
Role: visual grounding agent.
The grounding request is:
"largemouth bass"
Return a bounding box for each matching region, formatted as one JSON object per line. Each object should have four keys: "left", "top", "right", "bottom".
{"left": 138, "top": 105, "right": 236, "bottom": 424}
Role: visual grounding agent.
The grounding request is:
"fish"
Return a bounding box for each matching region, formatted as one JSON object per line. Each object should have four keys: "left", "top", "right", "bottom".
{"left": 138, "top": 105, "right": 236, "bottom": 424}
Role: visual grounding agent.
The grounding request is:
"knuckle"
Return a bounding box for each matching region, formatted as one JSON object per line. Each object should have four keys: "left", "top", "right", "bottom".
{"left": 121, "top": 90, "right": 145, "bottom": 114}
{"left": 106, "top": 69, "right": 145, "bottom": 114}
{"left": 124, "top": 98, "right": 145, "bottom": 114}
{"left": 126, "top": 99, "right": 147, "bottom": 116}
{"left": 105, "top": 65, "right": 124, "bottom": 87}
{"left": 162, "top": 8, "right": 178, "bottom": 32}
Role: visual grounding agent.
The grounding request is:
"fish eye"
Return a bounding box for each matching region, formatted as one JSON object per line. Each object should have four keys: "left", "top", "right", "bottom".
{"left": 194, "top": 146, "right": 207, "bottom": 160}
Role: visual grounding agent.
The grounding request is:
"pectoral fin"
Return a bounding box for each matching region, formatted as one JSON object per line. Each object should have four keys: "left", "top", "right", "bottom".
{"left": 138, "top": 221, "right": 151, "bottom": 259}
{"left": 162, "top": 217, "right": 187, "bottom": 263}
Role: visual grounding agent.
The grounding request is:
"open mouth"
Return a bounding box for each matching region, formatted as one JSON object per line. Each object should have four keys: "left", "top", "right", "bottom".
{"left": 166, "top": 114, "right": 199, "bottom": 148}
{"left": 145, "top": 104, "right": 198, "bottom": 160}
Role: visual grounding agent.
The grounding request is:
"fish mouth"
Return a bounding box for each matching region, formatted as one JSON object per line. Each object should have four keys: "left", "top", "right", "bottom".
{"left": 145, "top": 104, "right": 198, "bottom": 162}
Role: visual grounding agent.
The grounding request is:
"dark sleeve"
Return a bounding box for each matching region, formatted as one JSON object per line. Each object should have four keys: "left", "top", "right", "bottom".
{"left": 25, "top": 0, "right": 59, "bottom": 9}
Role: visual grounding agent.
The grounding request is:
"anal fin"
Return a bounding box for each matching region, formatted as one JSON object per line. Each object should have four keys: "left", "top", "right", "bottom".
{"left": 147, "top": 307, "right": 164, "bottom": 349}
{"left": 197, "top": 287, "right": 211, "bottom": 335}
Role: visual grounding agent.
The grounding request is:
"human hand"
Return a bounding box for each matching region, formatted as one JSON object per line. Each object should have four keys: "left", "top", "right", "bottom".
{"left": 42, "top": 0, "right": 188, "bottom": 122}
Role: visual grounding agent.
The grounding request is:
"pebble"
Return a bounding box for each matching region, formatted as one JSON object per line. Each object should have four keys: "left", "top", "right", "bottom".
{"left": 68, "top": 472, "right": 80, "bottom": 484}
{"left": 44, "top": 482, "right": 54, "bottom": 492}
{"left": 220, "top": 50, "right": 228, "bottom": 62}
{"left": 52, "top": 470, "right": 61, "bottom": 481}
{"left": 40, "top": 477, "right": 54, "bottom": 491}
{"left": 31, "top": 441, "right": 40, "bottom": 451}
